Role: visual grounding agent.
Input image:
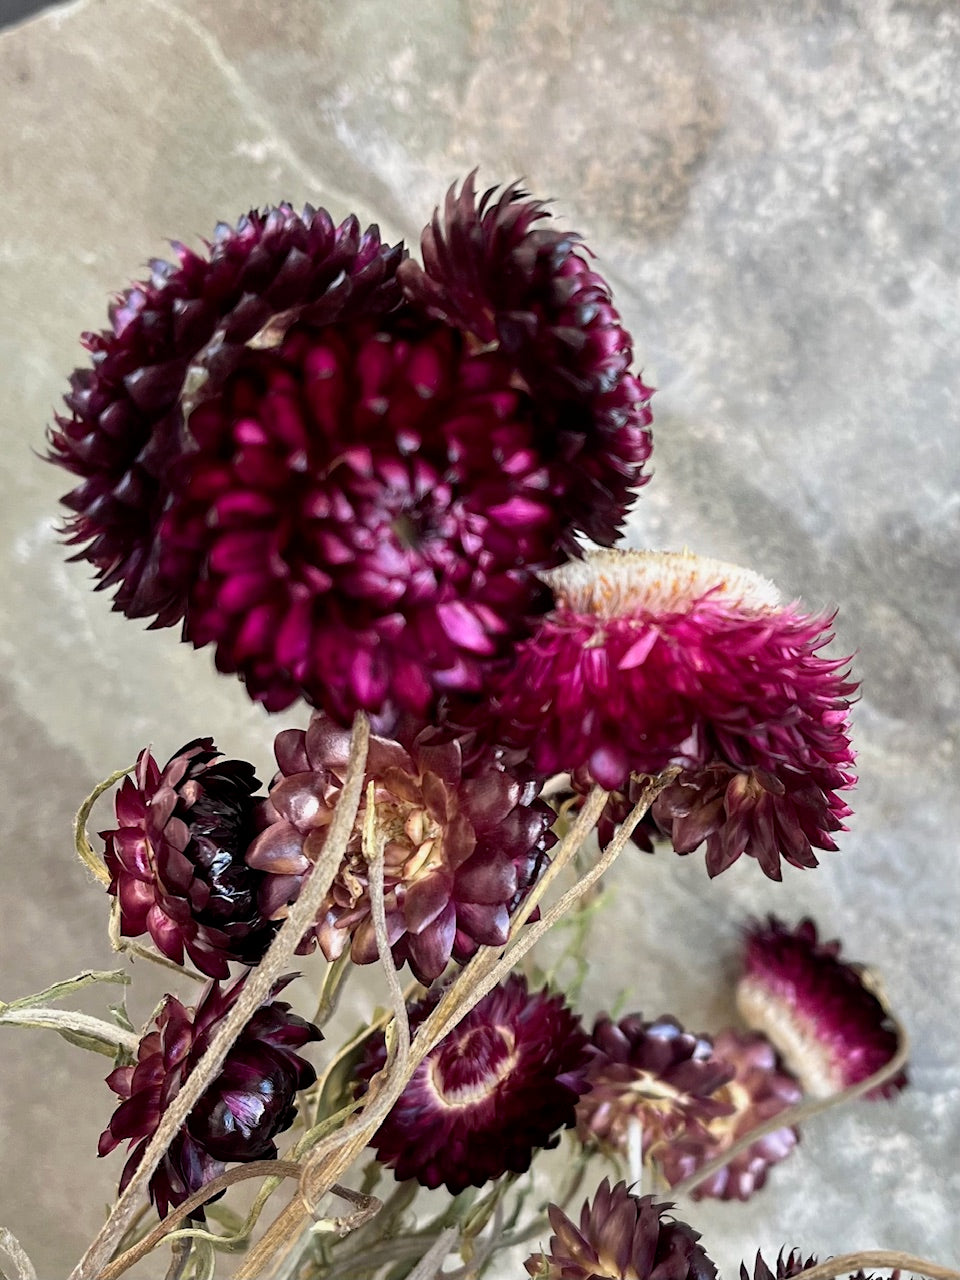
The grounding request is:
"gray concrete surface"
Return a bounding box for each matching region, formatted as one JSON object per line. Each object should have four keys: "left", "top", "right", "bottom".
{"left": 0, "top": 1, "right": 958, "bottom": 1276}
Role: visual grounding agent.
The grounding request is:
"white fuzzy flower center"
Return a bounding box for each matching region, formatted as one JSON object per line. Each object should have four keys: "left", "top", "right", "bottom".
{"left": 543, "top": 549, "right": 781, "bottom": 619}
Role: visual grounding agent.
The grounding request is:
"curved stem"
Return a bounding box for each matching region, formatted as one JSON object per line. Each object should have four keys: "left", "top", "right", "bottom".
{"left": 794, "top": 1253, "right": 960, "bottom": 1280}
{"left": 75, "top": 766, "right": 135, "bottom": 887}
{"left": 670, "top": 1012, "right": 910, "bottom": 1198}
{"left": 0, "top": 1007, "right": 139, "bottom": 1055}
{"left": 71, "top": 712, "right": 371, "bottom": 1280}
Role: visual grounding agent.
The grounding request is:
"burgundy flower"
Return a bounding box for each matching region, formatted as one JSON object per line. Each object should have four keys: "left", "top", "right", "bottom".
{"left": 740, "top": 1252, "right": 819, "bottom": 1280}
{"left": 102, "top": 739, "right": 275, "bottom": 977}
{"left": 576, "top": 1014, "right": 734, "bottom": 1163}
{"left": 737, "top": 917, "right": 907, "bottom": 1099}
{"left": 524, "top": 1179, "right": 717, "bottom": 1280}
{"left": 98, "top": 976, "right": 319, "bottom": 1218}
{"left": 246, "top": 712, "right": 555, "bottom": 983}
{"left": 741, "top": 1252, "right": 891, "bottom": 1280}
{"left": 159, "top": 310, "right": 572, "bottom": 716}
{"left": 47, "top": 206, "right": 403, "bottom": 626}
{"left": 358, "top": 975, "right": 591, "bottom": 1192}
{"left": 399, "top": 174, "right": 654, "bottom": 550}
{"left": 658, "top": 1029, "right": 802, "bottom": 1202}
{"left": 483, "top": 549, "right": 857, "bottom": 880}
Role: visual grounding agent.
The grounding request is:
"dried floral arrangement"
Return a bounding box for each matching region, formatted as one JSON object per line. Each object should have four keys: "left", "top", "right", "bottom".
{"left": 0, "top": 174, "right": 950, "bottom": 1280}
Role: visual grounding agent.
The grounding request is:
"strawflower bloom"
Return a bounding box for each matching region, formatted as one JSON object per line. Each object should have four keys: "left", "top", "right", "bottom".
{"left": 484, "top": 548, "right": 857, "bottom": 879}
{"left": 658, "top": 1029, "right": 802, "bottom": 1201}
{"left": 740, "top": 1252, "right": 893, "bottom": 1280}
{"left": 246, "top": 712, "right": 555, "bottom": 983}
{"left": 576, "top": 1014, "right": 734, "bottom": 1162}
{"left": 737, "top": 916, "right": 907, "bottom": 1099}
{"left": 399, "top": 173, "right": 655, "bottom": 550}
{"left": 740, "top": 1252, "right": 818, "bottom": 1280}
{"left": 102, "top": 739, "right": 275, "bottom": 977}
{"left": 160, "top": 313, "right": 560, "bottom": 716}
{"left": 97, "top": 975, "right": 319, "bottom": 1218}
{"left": 524, "top": 1178, "right": 717, "bottom": 1280}
{"left": 47, "top": 205, "right": 403, "bottom": 626}
{"left": 358, "top": 975, "right": 591, "bottom": 1192}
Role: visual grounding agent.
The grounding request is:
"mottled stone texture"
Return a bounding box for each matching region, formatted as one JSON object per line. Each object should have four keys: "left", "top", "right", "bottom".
{"left": 1, "top": 0, "right": 958, "bottom": 1275}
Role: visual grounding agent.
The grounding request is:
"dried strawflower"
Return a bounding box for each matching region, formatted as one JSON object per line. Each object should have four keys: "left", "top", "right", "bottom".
{"left": 524, "top": 1178, "right": 717, "bottom": 1280}
{"left": 576, "top": 1014, "right": 733, "bottom": 1162}
{"left": 97, "top": 976, "right": 319, "bottom": 1218}
{"left": 103, "top": 739, "right": 275, "bottom": 977}
{"left": 484, "top": 549, "right": 857, "bottom": 879}
{"left": 47, "top": 206, "right": 403, "bottom": 626}
{"left": 737, "top": 916, "right": 907, "bottom": 1098}
{"left": 399, "top": 173, "right": 654, "bottom": 550}
{"left": 659, "top": 1029, "right": 802, "bottom": 1201}
{"left": 740, "top": 1251, "right": 894, "bottom": 1280}
{"left": 160, "top": 314, "right": 563, "bottom": 716}
{"left": 358, "top": 975, "right": 590, "bottom": 1192}
{"left": 246, "top": 712, "right": 554, "bottom": 983}
{"left": 740, "top": 1251, "right": 819, "bottom": 1280}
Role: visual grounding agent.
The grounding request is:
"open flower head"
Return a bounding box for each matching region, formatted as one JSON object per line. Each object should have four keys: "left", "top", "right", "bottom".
{"left": 399, "top": 173, "right": 654, "bottom": 549}
{"left": 740, "top": 1252, "right": 819, "bottom": 1280}
{"left": 525, "top": 1179, "right": 717, "bottom": 1280}
{"left": 47, "top": 205, "right": 403, "bottom": 626}
{"left": 98, "top": 976, "right": 319, "bottom": 1218}
{"left": 102, "top": 739, "right": 275, "bottom": 977}
{"left": 576, "top": 1014, "right": 734, "bottom": 1163}
{"left": 483, "top": 549, "right": 857, "bottom": 880}
{"left": 246, "top": 712, "right": 555, "bottom": 983}
{"left": 358, "top": 975, "right": 590, "bottom": 1193}
{"left": 160, "top": 312, "right": 564, "bottom": 717}
{"left": 737, "top": 916, "right": 907, "bottom": 1099}
{"left": 658, "top": 1029, "right": 802, "bottom": 1202}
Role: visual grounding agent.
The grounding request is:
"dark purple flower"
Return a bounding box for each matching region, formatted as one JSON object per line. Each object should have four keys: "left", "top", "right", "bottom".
{"left": 399, "top": 173, "right": 654, "bottom": 549}
{"left": 47, "top": 206, "right": 403, "bottom": 626}
{"left": 97, "top": 976, "right": 319, "bottom": 1218}
{"left": 524, "top": 1178, "right": 717, "bottom": 1280}
{"left": 481, "top": 549, "right": 857, "bottom": 880}
{"left": 358, "top": 975, "right": 591, "bottom": 1193}
{"left": 576, "top": 1014, "right": 734, "bottom": 1163}
{"left": 658, "top": 1029, "right": 802, "bottom": 1202}
{"left": 246, "top": 712, "right": 554, "bottom": 983}
{"left": 102, "top": 739, "right": 275, "bottom": 977}
{"left": 737, "top": 917, "right": 907, "bottom": 1099}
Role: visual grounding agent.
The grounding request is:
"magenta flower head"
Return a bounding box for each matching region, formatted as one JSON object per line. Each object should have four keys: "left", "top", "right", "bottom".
{"left": 737, "top": 916, "right": 907, "bottom": 1099}
{"left": 576, "top": 1014, "right": 734, "bottom": 1162}
{"left": 47, "top": 206, "right": 403, "bottom": 626}
{"left": 97, "top": 975, "right": 319, "bottom": 1218}
{"left": 246, "top": 712, "right": 555, "bottom": 983}
{"left": 358, "top": 975, "right": 591, "bottom": 1193}
{"left": 485, "top": 549, "right": 857, "bottom": 880}
{"left": 399, "top": 173, "right": 654, "bottom": 550}
{"left": 102, "top": 739, "right": 275, "bottom": 977}
{"left": 524, "top": 1179, "right": 717, "bottom": 1280}
{"left": 658, "top": 1029, "right": 802, "bottom": 1202}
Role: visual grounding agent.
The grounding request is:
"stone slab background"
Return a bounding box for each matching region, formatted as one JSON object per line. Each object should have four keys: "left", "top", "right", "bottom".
{"left": 0, "top": 0, "right": 958, "bottom": 1276}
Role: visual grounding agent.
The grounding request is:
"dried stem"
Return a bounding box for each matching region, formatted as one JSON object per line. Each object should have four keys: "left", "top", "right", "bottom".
{"left": 0, "top": 1229, "right": 37, "bottom": 1280}
{"left": 237, "top": 774, "right": 674, "bottom": 1280}
{"left": 405, "top": 1228, "right": 458, "bottom": 1280}
{"left": 75, "top": 767, "right": 134, "bottom": 887}
{"left": 0, "top": 1006, "right": 139, "bottom": 1056}
{"left": 670, "top": 1009, "right": 910, "bottom": 1198}
{"left": 71, "top": 712, "right": 371, "bottom": 1280}
{"left": 98, "top": 1162, "right": 304, "bottom": 1280}
{"left": 793, "top": 1254, "right": 960, "bottom": 1280}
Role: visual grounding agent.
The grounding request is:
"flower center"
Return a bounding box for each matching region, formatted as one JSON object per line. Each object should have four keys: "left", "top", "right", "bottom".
{"left": 737, "top": 976, "right": 841, "bottom": 1097}
{"left": 543, "top": 548, "right": 781, "bottom": 619}
{"left": 429, "top": 1024, "right": 519, "bottom": 1109}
